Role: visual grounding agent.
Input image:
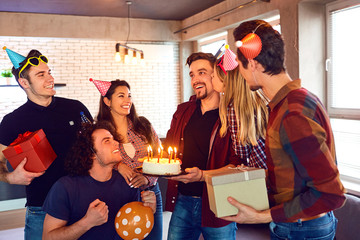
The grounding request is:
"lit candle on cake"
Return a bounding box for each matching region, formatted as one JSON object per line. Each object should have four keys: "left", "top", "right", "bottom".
{"left": 147, "top": 145, "right": 151, "bottom": 161}
{"left": 160, "top": 144, "right": 164, "bottom": 159}
{"left": 157, "top": 147, "right": 160, "bottom": 163}
{"left": 168, "top": 147, "right": 173, "bottom": 163}
{"left": 150, "top": 146, "right": 153, "bottom": 158}
{"left": 174, "top": 147, "right": 177, "bottom": 161}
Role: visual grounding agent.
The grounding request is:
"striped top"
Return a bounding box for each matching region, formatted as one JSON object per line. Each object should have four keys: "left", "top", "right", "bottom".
{"left": 266, "top": 79, "right": 345, "bottom": 222}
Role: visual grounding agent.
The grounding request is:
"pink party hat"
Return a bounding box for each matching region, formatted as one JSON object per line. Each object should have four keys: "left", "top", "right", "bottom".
{"left": 3, "top": 46, "right": 26, "bottom": 69}
{"left": 223, "top": 45, "right": 238, "bottom": 71}
{"left": 89, "top": 78, "right": 112, "bottom": 96}
{"left": 235, "top": 33, "right": 262, "bottom": 59}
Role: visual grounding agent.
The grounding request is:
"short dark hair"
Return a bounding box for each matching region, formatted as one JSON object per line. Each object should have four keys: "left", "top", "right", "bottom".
{"left": 65, "top": 121, "right": 120, "bottom": 176}
{"left": 186, "top": 52, "right": 216, "bottom": 67}
{"left": 12, "top": 49, "right": 43, "bottom": 85}
{"left": 233, "top": 20, "right": 286, "bottom": 75}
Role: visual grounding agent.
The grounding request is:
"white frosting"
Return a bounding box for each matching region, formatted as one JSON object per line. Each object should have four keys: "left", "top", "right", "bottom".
{"left": 142, "top": 158, "right": 181, "bottom": 175}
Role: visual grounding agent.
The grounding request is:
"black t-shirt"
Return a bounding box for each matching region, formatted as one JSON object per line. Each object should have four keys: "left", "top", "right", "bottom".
{"left": 178, "top": 101, "right": 219, "bottom": 197}
{"left": 0, "top": 97, "right": 92, "bottom": 207}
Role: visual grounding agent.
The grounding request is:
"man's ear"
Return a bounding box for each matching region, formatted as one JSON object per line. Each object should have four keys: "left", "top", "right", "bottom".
{"left": 18, "top": 77, "right": 30, "bottom": 89}
{"left": 249, "top": 59, "right": 264, "bottom": 72}
{"left": 248, "top": 59, "right": 257, "bottom": 72}
{"left": 103, "top": 97, "right": 111, "bottom": 107}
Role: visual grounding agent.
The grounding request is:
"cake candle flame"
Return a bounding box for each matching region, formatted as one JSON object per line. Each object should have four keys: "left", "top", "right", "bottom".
{"left": 147, "top": 145, "right": 151, "bottom": 162}
{"left": 168, "top": 147, "right": 173, "bottom": 163}
{"left": 157, "top": 147, "right": 160, "bottom": 163}
{"left": 150, "top": 146, "right": 153, "bottom": 158}
{"left": 174, "top": 147, "right": 177, "bottom": 162}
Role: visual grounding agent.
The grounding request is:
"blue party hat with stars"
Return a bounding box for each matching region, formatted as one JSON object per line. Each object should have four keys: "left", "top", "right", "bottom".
{"left": 2, "top": 46, "right": 26, "bottom": 69}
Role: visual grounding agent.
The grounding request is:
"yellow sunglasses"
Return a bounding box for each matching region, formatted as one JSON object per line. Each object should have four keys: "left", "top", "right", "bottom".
{"left": 18, "top": 55, "right": 48, "bottom": 78}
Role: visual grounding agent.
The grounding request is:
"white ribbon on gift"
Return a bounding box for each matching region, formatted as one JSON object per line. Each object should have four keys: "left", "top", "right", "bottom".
{"left": 228, "top": 165, "right": 249, "bottom": 181}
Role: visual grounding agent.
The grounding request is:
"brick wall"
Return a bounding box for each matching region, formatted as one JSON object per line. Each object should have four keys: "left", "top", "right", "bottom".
{"left": 0, "top": 37, "right": 181, "bottom": 137}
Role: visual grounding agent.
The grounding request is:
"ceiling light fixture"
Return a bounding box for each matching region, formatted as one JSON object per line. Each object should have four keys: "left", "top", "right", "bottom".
{"left": 114, "top": 1, "right": 144, "bottom": 64}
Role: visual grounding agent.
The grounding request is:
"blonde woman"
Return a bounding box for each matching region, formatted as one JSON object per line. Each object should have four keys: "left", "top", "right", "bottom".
{"left": 212, "top": 57, "right": 268, "bottom": 168}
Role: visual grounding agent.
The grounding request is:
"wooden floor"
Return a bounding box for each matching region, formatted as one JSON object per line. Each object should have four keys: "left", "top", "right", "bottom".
{"left": 0, "top": 210, "right": 270, "bottom": 239}
{"left": 0, "top": 208, "right": 25, "bottom": 231}
{"left": 0, "top": 210, "right": 172, "bottom": 240}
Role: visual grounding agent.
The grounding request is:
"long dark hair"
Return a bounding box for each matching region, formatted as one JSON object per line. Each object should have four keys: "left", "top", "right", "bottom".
{"left": 65, "top": 121, "right": 118, "bottom": 176}
{"left": 96, "top": 79, "right": 155, "bottom": 146}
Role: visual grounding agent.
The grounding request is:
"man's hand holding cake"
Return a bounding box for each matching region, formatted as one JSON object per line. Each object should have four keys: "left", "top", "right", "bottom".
{"left": 166, "top": 166, "right": 202, "bottom": 184}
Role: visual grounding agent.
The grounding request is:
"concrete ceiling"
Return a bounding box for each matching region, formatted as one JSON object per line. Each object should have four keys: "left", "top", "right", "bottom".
{"left": 0, "top": 0, "right": 225, "bottom": 20}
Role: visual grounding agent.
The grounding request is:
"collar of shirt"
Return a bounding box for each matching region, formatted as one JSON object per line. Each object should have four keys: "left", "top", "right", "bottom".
{"left": 26, "top": 96, "right": 56, "bottom": 111}
{"left": 268, "top": 79, "right": 301, "bottom": 111}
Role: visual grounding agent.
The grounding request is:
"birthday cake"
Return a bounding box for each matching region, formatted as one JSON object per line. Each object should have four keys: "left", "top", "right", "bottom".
{"left": 142, "top": 158, "right": 181, "bottom": 176}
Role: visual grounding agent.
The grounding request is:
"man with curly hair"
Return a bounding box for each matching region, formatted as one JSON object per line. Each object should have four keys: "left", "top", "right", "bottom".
{"left": 42, "top": 121, "right": 156, "bottom": 240}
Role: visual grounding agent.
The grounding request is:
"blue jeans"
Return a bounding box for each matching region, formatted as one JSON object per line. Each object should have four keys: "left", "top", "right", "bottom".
{"left": 24, "top": 206, "right": 46, "bottom": 240}
{"left": 168, "top": 194, "right": 237, "bottom": 240}
{"left": 146, "top": 183, "right": 163, "bottom": 240}
{"left": 270, "top": 212, "right": 337, "bottom": 240}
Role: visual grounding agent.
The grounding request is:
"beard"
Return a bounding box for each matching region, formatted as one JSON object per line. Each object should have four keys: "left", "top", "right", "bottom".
{"left": 196, "top": 88, "right": 208, "bottom": 100}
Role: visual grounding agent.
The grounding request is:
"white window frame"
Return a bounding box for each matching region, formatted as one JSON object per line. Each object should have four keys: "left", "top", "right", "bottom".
{"left": 326, "top": 0, "right": 360, "bottom": 194}
{"left": 326, "top": 0, "right": 360, "bottom": 120}
{"left": 198, "top": 32, "right": 227, "bottom": 55}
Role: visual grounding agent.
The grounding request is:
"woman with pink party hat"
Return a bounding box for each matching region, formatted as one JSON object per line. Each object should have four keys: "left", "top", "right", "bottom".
{"left": 91, "top": 78, "right": 163, "bottom": 240}
{"left": 212, "top": 45, "right": 268, "bottom": 169}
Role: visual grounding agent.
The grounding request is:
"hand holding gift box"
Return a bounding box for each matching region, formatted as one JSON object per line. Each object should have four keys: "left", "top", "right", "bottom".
{"left": 205, "top": 166, "right": 269, "bottom": 218}
{"left": 2, "top": 129, "right": 57, "bottom": 173}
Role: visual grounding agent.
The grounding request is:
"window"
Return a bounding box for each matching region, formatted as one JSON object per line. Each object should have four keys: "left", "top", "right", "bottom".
{"left": 264, "top": 15, "right": 281, "bottom": 33}
{"left": 326, "top": 0, "right": 360, "bottom": 192}
{"left": 326, "top": 0, "right": 360, "bottom": 118}
{"left": 198, "top": 14, "right": 280, "bottom": 56}
{"left": 198, "top": 32, "right": 227, "bottom": 55}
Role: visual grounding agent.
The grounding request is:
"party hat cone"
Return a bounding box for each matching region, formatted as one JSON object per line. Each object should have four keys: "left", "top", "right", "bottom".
{"left": 89, "top": 78, "right": 112, "bottom": 96}
{"left": 2, "top": 46, "right": 26, "bottom": 69}
{"left": 223, "top": 45, "right": 238, "bottom": 71}
{"left": 235, "top": 33, "right": 262, "bottom": 59}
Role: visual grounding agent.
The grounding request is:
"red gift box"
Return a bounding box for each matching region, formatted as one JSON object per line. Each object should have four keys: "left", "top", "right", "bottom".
{"left": 2, "top": 129, "right": 57, "bottom": 173}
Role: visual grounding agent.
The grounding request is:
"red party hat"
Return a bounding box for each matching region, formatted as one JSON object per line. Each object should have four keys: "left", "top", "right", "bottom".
{"left": 223, "top": 45, "right": 238, "bottom": 71}
{"left": 89, "top": 78, "right": 112, "bottom": 96}
{"left": 235, "top": 33, "right": 262, "bottom": 59}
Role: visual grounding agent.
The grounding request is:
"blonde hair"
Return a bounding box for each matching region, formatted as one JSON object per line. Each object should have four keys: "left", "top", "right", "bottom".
{"left": 215, "top": 63, "right": 268, "bottom": 146}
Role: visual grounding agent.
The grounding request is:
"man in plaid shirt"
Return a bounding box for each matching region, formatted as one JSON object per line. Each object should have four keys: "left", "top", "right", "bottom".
{"left": 223, "top": 20, "right": 345, "bottom": 240}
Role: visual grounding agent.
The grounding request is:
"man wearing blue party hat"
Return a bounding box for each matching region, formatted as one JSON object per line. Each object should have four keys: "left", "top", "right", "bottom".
{"left": 0, "top": 47, "right": 93, "bottom": 240}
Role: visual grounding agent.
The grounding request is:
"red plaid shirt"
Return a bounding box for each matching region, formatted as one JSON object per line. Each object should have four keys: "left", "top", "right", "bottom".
{"left": 118, "top": 119, "right": 160, "bottom": 188}
{"left": 267, "top": 79, "right": 345, "bottom": 222}
{"left": 227, "top": 105, "right": 267, "bottom": 169}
